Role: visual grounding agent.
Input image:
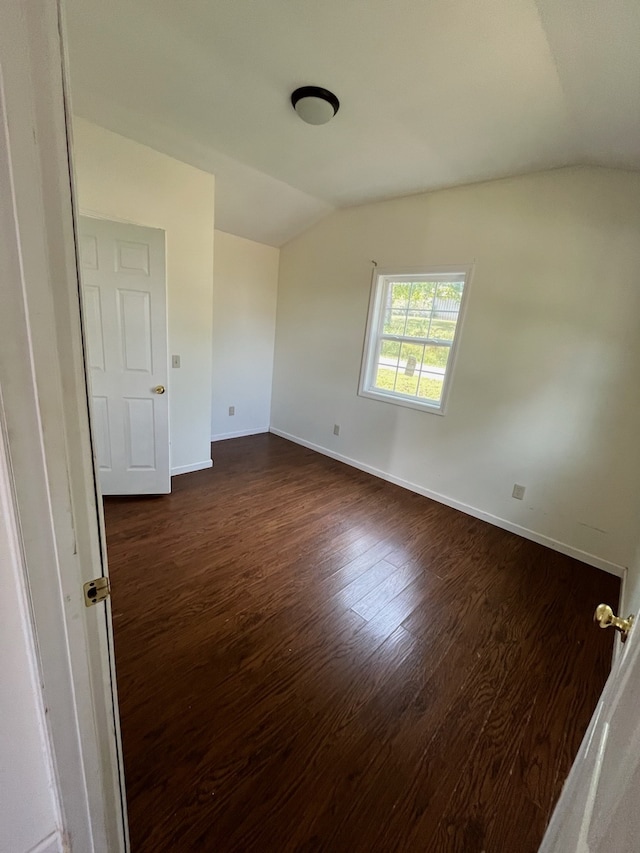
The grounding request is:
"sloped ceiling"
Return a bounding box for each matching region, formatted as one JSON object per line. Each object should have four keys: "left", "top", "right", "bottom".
{"left": 64, "top": 0, "right": 640, "bottom": 246}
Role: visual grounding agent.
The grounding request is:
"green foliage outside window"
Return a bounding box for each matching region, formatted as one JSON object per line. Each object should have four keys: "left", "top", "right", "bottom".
{"left": 374, "top": 367, "right": 443, "bottom": 402}
{"left": 380, "top": 340, "right": 449, "bottom": 369}
{"left": 382, "top": 280, "right": 462, "bottom": 340}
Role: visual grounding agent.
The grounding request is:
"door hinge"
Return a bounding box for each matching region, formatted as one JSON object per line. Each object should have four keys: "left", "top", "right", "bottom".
{"left": 83, "top": 576, "right": 110, "bottom": 607}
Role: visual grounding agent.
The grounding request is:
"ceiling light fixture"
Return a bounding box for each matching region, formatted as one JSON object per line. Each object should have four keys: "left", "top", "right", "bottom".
{"left": 291, "top": 86, "right": 340, "bottom": 126}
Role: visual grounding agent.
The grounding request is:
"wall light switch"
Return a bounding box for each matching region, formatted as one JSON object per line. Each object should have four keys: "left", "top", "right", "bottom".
{"left": 171, "top": 355, "right": 181, "bottom": 368}
{"left": 229, "top": 406, "right": 235, "bottom": 416}
{"left": 512, "top": 484, "right": 526, "bottom": 500}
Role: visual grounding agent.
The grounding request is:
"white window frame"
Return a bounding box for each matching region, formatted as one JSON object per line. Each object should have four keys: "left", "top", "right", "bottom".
{"left": 358, "top": 265, "right": 472, "bottom": 415}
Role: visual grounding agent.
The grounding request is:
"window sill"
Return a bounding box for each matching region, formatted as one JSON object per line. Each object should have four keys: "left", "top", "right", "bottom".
{"left": 358, "top": 387, "right": 446, "bottom": 415}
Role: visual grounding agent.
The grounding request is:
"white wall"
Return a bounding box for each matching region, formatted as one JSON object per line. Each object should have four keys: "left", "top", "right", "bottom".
{"left": 211, "top": 230, "right": 279, "bottom": 440}
{"left": 0, "top": 439, "right": 62, "bottom": 853}
{"left": 272, "top": 167, "right": 640, "bottom": 573}
{"left": 72, "top": 118, "right": 215, "bottom": 474}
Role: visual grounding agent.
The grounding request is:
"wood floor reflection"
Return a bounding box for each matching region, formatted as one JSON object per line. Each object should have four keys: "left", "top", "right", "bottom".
{"left": 104, "top": 433, "right": 619, "bottom": 853}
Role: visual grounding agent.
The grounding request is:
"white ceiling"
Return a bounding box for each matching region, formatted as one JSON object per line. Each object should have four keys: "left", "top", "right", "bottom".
{"left": 64, "top": 0, "right": 640, "bottom": 246}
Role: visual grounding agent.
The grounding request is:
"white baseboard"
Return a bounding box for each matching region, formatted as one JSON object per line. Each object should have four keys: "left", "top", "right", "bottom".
{"left": 28, "top": 832, "right": 64, "bottom": 853}
{"left": 211, "top": 427, "right": 269, "bottom": 442}
{"left": 269, "top": 427, "right": 625, "bottom": 579}
{"left": 171, "top": 459, "right": 213, "bottom": 476}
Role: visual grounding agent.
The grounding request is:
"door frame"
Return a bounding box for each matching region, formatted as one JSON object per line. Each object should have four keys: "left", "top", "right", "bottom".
{"left": 0, "top": 1, "right": 127, "bottom": 849}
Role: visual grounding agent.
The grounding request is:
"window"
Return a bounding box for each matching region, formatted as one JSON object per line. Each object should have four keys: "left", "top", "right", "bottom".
{"left": 359, "top": 266, "right": 471, "bottom": 414}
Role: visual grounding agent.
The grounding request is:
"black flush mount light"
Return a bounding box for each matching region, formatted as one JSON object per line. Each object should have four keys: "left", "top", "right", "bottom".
{"left": 291, "top": 86, "right": 340, "bottom": 125}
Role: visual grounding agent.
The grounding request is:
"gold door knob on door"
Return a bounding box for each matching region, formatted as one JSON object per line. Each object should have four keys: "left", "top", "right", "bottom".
{"left": 153, "top": 385, "right": 165, "bottom": 394}
{"left": 594, "top": 604, "right": 634, "bottom": 642}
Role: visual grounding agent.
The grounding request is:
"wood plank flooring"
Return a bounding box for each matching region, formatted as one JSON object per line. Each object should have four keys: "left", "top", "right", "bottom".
{"left": 104, "top": 433, "right": 619, "bottom": 853}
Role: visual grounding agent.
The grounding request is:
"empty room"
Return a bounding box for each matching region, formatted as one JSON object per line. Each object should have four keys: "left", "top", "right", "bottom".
{"left": 2, "top": 1, "right": 640, "bottom": 852}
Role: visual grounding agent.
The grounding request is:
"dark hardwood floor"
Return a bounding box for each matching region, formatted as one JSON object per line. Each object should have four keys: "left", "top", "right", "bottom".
{"left": 104, "top": 434, "right": 619, "bottom": 853}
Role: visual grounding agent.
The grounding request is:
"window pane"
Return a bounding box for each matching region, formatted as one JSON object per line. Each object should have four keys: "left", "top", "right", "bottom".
{"left": 423, "top": 344, "right": 450, "bottom": 370}
{"left": 384, "top": 339, "right": 451, "bottom": 400}
{"left": 408, "top": 282, "right": 436, "bottom": 310}
{"left": 374, "top": 341, "right": 426, "bottom": 398}
{"left": 417, "top": 373, "right": 444, "bottom": 403}
{"left": 395, "top": 343, "right": 419, "bottom": 395}
{"left": 394, "top": 371, "right": 419, "bottom": 396}
{"left": 379, "top": 339, "right": 400, "bottom": 360}
{"left": 428, "top": 312, "right": 459, "bottom": 340}
{"left": 401, "top": 341, "right": 424, "bottom": 363}
{"left": 405, "top": 310, "right": 431, "bottom": 338}
{"left": 383, "top": 309, "right": 408, "bottom": 335}
{"left": 374, "top": 364, "right": 399, "bottom": 393}
{"left": 434, "top": 280, "right": 464, "bottom": 308}
{"left": 389, "top": 282, "right": 410, "bottom": 309}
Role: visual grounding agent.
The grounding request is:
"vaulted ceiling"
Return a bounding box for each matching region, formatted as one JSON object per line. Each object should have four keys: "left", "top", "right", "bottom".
{"left": 64, "top": 0, "right": 640, "bottom": 246}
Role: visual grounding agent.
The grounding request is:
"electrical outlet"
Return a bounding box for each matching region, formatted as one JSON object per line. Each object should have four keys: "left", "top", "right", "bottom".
{"left": 171, "top": 355, "right": 181, "bottom": 368}
{"left": 229, "top": 406, "right": 235, "bottom": 416}
{"left": 512, "top": 484, "right": 526, "bottom": 500}
{"left": 333, "top": 424, "right": 340, "bottom": 436}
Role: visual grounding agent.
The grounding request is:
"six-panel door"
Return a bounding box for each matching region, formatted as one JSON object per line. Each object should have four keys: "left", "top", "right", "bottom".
{"left": 79, "top": 217, "right": 170, "bottom": 495}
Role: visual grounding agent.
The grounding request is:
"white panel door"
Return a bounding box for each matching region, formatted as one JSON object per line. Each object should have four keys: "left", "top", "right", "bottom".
{"left": 79, "top": 217, "right": 170, "bottom": 494}
{"left": 540, "top": 613, "right": 640, "bottom": 851}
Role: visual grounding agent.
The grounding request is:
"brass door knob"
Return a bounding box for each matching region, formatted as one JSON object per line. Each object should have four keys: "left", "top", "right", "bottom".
{"left": 594, "top": 604, "right": 634, "bottom": 642}
{"left": 153, "top": 385, "right": 165, "bottom": 394}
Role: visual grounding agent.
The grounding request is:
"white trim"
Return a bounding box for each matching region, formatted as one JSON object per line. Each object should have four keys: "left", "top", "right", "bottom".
{"left": 0, "top": 422, "right": 64, "bottom": 853}
{"left": 211, "top": 427, "right": 269, "bottom": 442}
{"left": 0, "top": 2, "right": 127, "bottom": 850}
{"left": 576, "top": 721, "right": 610, "bottom": 853}
{"left": 171, "top": 459, "right": 213, "bottom": 476}
{"left": 27, "top": 832, "right": 64, "bottom": 853}
{"left": 613, "top": 567, "right": 629, "bottom": 665}
{"left": 269, "top": 427, "right": 625, "bottom": 578}
{"left": 358, "top": 386, "right": 447, "bottom": 415}
{"left": 79, "top": 208, "right": 160, "bottom": 230}
{"left": 619, "top": 566, "right": 628, "bottom": 613}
